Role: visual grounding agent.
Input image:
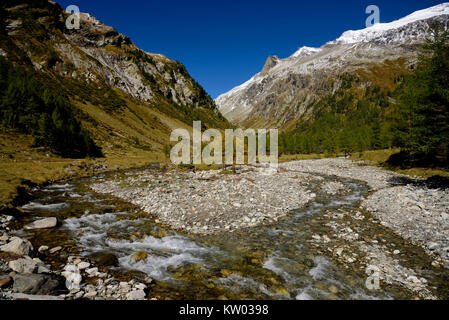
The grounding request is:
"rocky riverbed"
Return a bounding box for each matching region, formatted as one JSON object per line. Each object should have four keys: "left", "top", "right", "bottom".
{"left": 91, "top": 166, "right": 318, "bottom": 234}
{"left": 0, "top": 216, "right": 152, "bottom": 300}
{"left": 1, "top": 158, "right": 448, "bottom": 300}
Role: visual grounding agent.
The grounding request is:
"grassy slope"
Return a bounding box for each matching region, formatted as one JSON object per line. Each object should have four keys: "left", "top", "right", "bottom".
{"left": 0, "top": 129, "right": 167, "bottom": 206}
{"left": 0, "top": 2, "right": 232, "bottom": 206}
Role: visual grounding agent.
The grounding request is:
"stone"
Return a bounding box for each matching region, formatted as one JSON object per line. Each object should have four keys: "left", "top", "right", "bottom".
{"left": 38, "top": 246, "right": 49, "bottom": 253}
{"left": 393, "top": 250, "right": 400, "bottom": 255}
{"left": 0, "top": 237, "right": 33, "bottom": 256}
{"left": 126, "top": 290, "right": 146, "bottom": 300}
{"left": 49, "top": 246, "right": 62, "bottom": 254}
{"left": 428, "top": 242, "right": 439, "bottom": 251}
{"left": 12, "top": 274, "right": 67, "bottom": 295}
{"left": 407, "top": 276, "right": 421, "bottom": 284}
{"left": 77, "top": 261, "right": 90, "bottom": 270}
{"left": 37, "top": 264, "right": 51, "bottom": 274}
{"left": 62, "top": 271, "right": 82, "bottom": 290}
{"left": 131, "top": 251, "right": 148, "bottom": 263}
{"left": 84, "top": 291, "right": 98, "bottom": 298}
{"left": 8, "top": 258, "right": 37, "bottom": 274}
{"left": 24, "top": 217, "right": 58, "bottom": 230}
{"left": 85, "top": 267, "right": 99, "bottom": 277}
{"left": 88, "top": 252, "right": 119, "bottom": 267}
{"left": 431, "top": 261, "right": 440, "bottom": 268}
{"left": 135, "top": 283, "right": 147, "bottom": 290}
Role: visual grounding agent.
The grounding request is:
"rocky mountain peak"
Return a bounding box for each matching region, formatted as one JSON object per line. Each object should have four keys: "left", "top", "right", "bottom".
{"left": 216, "top": 3, "right": 449, "bottom": 127}
{"left": 261, "top": 55, "right": 280, "bottom": 74}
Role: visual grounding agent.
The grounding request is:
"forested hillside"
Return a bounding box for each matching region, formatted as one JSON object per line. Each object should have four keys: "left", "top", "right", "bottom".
{"left": 279, "top": 28, "right": 449, "bottom": 168}
{"left": 0, "top": 56, "right": 101, "bottom": 158}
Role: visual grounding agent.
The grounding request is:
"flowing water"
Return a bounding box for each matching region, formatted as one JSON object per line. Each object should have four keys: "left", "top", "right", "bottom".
{"left": 10, "top": 166, "right": 442, "bottom": 300}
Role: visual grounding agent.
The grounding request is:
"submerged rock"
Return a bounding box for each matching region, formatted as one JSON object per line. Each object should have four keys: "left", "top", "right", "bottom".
{"left": 88, "top": 252, "right": 119, "bottom": 267}
{"left": 131, "top": 251, "right": 148, "bottom": 263}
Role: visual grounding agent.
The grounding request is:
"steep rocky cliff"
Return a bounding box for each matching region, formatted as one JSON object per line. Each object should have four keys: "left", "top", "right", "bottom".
{"left": 0, "top": 0, "right": 228, "bottom": 156}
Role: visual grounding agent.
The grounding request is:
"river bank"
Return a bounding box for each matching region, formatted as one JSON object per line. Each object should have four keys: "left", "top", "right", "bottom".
{"left": 1, "top": 158, "right": 448, "bottom": 300}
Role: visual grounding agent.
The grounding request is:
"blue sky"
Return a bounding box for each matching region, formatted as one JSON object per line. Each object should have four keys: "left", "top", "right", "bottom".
{"left": 55, "top": 0, "right": 440, "bottom": 98}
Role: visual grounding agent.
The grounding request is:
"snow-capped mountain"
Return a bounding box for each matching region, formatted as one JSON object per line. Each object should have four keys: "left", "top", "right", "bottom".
{"left": 290, "top": 46, "right": 322, "bottom": 59}
{"left": 330, "top": 3, "right": 449, "bottom": 45}
{"left": 216, "top": 3, "right": 449, "bottom": 126}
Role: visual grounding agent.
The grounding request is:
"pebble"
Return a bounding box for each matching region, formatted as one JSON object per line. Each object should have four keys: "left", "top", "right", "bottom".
{"left": 49, "top": 246, "right": 62, "bottom": 254}
{"left": 38, "top": 246, "right": 49, "bottom": 253}
{"left": 77, "top": 262, "right": 90, "bottom": 270}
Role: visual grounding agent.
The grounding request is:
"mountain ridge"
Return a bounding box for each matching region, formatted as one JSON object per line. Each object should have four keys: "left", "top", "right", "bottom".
{"left": 216, "top": 3, "right": 449, "bottom": 127}
{"left": 0, "top": 0, "right": 229, "bottom": 158}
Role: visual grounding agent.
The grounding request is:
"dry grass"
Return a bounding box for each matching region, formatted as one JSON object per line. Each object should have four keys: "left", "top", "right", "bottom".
{"left": 0, "top": 129, "right": 164, "bottom": 206}
{"left": 349, "top": 149, "right": 401, "bottom": 164}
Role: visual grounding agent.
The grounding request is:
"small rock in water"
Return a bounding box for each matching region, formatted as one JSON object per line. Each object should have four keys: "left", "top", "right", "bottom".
{"left": 88, "top": 252, "right": 119, "bottom": 267}
{"left": 329, "top": 285, "right": 339, "bottom": 294}
{"left": 38, "top": 246, "right": 49, "bottom": 253}
{"left": 24, "top": 217, "right": 58, "bottom": 230}
{"left": 131, "top": 251, "right": 148, "bottom": 263}
{"left": 431, "top": 261, "right": 440, "bottom": 268}
{"left": 393, "top": 250, "right": 400, "bottom": 255}
{"left": 49, "top": 246, "right": 62, "bottom": 254}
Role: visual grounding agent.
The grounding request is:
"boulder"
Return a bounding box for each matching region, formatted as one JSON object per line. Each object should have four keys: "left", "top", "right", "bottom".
{"left": 0, "top": 237, "right": 33, "bottom": 256}
{"left": 24, "top": 217, "right": 58, "bottom": 230}
{"left": 8, "top": 257, "right": 37, "bottom": 274}
{"left": 12, "top": 274, "right": 67, "bottom": 295}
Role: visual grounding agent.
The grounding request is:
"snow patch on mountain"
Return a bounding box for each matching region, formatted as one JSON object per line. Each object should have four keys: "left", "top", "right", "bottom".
{"left": 290, "top": 46, "right": 322, "bottom": 59}
{"left": 330, "top": 3, "right": 449, "bottom": 45}
{"left": 215, "top": 3, "right": 449, "bottom": 125}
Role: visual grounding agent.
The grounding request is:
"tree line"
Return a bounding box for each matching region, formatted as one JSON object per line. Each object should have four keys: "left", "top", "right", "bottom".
{"left": 280, "top": 28, "right": 449, "bottom": 168}
{"left": 0, "top": 56, "right": 102, "bottom": 158}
